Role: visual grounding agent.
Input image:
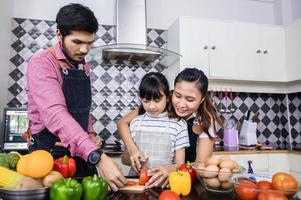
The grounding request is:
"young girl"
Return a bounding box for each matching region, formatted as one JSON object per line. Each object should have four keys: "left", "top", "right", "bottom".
{"left": 120, "top": 72, "right": 190, "bottom": 176}
{"left": 118, "top": 68, "right": 222, "bottom": 188}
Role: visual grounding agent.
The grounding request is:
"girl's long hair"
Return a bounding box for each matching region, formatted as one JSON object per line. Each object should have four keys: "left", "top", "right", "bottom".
{"left": 172, "top": 68, "right": 223, "bottom": 138}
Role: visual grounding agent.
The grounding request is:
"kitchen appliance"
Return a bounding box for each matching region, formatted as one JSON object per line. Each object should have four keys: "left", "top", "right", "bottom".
{"left": 0, "top": 107, "right": 28, "bottom": 151}
{"left": 92, "top": 0, "right": 180, "bottom": 66}
{"left": 239, "top": 120, "right": 258, "bottom": 146}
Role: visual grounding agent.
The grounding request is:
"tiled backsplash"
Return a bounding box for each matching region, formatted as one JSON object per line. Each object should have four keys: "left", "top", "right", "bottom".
{"left": 288, "top": 93, "right": 301, "bottom": 145}
{"left": 7, "top": 18, "right": 301, "bottom": 145}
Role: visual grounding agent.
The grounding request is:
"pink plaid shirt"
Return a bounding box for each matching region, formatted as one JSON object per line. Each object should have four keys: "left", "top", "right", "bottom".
{"left": 26, "top": 43, "right": 98, "bottom": 161}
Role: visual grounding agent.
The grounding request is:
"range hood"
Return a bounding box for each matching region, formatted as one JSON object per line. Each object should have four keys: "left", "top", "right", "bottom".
{"left": 93, "top": 0, "right": 180, "bottom": 66}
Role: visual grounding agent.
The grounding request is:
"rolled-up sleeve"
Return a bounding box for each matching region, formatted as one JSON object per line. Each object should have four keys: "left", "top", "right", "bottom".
{"left": 27, "top": 55, "right": 98, "bottom": 161}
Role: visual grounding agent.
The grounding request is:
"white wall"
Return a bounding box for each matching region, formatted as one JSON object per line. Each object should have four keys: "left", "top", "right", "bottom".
{"left": 13, "top": 0, "right": 276, "bottom": 29}
{"left": 274, "top": 0, "right": 301, "bottom": 25}
{"left": 291, "top": 0, "right": 301, "bottom": 22}
{"left": 13, "top": 0, "right": 116, "bottom": 25}
{"left": 0, "top": 0, "right": 13, "bottom": 118}
{"left": 147, "top": 0, "right": 275, "bottom": 29}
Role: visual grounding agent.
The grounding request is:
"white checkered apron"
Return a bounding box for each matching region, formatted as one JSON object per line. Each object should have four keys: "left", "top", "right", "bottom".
{"left": 135, "top": 115, "right": 173, "bottom": 169}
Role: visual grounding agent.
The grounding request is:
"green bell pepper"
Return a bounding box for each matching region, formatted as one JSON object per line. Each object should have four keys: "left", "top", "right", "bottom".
{"left": 82, "top": 174, "right": 108, "bottom": 200}
{"left": 50, "top": 178, "right": 83, "bottom": 200}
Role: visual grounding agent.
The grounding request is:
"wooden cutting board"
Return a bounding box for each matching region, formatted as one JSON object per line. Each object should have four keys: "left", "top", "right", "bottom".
{"left": 119, "top": 179, "right": 146, "bottom": 193}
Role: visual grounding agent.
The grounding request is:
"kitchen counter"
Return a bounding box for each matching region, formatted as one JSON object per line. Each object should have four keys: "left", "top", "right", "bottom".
{"left": 212, "top": 143, "right": 301, "bottom": 155}
{"left": 106, "top": 182, "right": 238, "bottom": 200}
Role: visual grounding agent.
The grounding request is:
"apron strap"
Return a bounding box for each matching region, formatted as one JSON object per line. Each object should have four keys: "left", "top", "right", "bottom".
{"left": 48, "top": 47, "right": 69, "bottom": 69}
{"left": 48, "top": 47, "right": 89, "bottom": 76}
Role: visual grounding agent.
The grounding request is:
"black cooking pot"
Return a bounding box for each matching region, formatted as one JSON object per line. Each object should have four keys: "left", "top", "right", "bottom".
{"left": 0, "top": 187, "right": 50, "bottom": 200}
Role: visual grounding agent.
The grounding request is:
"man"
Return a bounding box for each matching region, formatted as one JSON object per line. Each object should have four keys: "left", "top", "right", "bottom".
{"left": 26, "top": 3, "right": 127, "bottom": 191}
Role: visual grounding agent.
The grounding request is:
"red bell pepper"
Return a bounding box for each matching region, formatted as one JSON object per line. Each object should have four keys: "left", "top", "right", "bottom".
{"left": 54, "top": 155, "right": 76, "bottom": 178}
{"left": 179, "top": 161, "right": 197, "bottom": 183}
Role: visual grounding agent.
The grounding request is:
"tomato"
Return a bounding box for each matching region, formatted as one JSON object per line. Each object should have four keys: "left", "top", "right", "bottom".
{"left": 272, "top": 172, "right": 298, "bottom": 196}
{"left": 159, "top": 190, "right": 181, "bottom": 200}
{"left": 256, "top": 180, "right": 272, "bottom": 190}
{"left": 258, "top": 191, "right": 288, "bottom": 200}
{"left": 139, "top": 168, "right": 149, "bottom": 185}
{"left": 235, "top": 180, "right": 258, "bottom": 200}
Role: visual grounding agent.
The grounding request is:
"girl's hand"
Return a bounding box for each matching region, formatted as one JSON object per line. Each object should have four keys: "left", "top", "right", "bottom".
{"left": 129, "top": 149, "right": 148, "bottom": 173}
{"left": 145, "top": 166, "right": 170, "bottom": 188}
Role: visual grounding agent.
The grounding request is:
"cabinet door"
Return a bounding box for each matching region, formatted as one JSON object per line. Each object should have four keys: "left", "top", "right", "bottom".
{"left": 228, "top": 154, "right": 269, "bottom": 172}
{"left": 289, "top": 154, "right": 301, "bottom": 182}
{"left": 179, "top": 18, "right": 210, "bottom": 75}
{"left": 235, "top": 23, "right": 262, "bottom": 81}
{"left": 260, "top": 26, "right": 286, "bottom": 82}
{"left": 268, "top": 153, "right": 289, "bottom": 174}
{"left": 286, "top": 19, "right": 301, "bottom": 81}
{"left": 208, "top": 21, "right": 239, "bottom": 79}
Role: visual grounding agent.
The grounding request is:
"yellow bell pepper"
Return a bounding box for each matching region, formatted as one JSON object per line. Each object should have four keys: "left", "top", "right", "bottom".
{"left": 169, "top": 170, "right": 191, "bottom": 196}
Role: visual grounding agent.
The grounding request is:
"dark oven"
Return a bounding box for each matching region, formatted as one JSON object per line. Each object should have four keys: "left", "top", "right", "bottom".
{"left": 1, "top": 107, "right": 28, "bottom": 151}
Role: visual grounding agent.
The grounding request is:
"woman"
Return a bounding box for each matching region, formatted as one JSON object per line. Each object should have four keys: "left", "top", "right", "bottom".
{"left": 117, "top": 68, "right": 222, "bottom": 188}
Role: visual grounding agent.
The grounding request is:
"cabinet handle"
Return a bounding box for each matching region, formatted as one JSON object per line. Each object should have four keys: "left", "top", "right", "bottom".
{"left": 256, "top": 50, "right": 261, "bottom": 54}
{"left": 263, "top": 50, "right": 268, "bottom": 54}
{"left": 204, "top": 45, "right": 208, "bottom": 50}
{"left": 211, "top": 46, "right": 216, "bottom": 50}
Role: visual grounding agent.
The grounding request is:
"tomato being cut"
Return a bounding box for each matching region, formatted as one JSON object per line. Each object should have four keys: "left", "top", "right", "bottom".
{"left": 235, "top": 180, "right": 258, "bottom": 200}
{"left": 159, "top": 190, "right": 181, "bottom": 200}
{"left": 272, "top": 172, "right": 298, "bottom": 196}
{"left": 139, "top": 168, "right": 149, "bottom": 185}
{"left": 258, "top": 191, "right": 288, "bottom": 200}
{"left": 256, "top": 180, "right": 272, "bottom": 190}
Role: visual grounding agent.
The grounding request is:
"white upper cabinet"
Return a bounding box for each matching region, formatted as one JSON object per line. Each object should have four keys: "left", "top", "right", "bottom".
{"left": 286, "top": 19, "right": 301, "bottom": 82}
{"left": 168, "top": 18, "right": 210, "bottom": 75}
{"left": 167, "top": 17, "right": 287, "bottom": 82}
{"left": 235, "top": 23, "right": 286, "bottom": 81}
{"left": 260, "top": 26, "right": 286, "bottom": 82}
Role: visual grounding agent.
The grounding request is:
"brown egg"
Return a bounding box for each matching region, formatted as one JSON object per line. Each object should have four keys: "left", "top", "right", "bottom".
{"left": 218, "top": 155, "right": 230, "bottom": 163}
{"left": 205, "top": 157, "right": 219, "bottom": 166}
{"left": 232, "top": 168, "right": 240, "bottom": 173}
{"left": 204, "top": 164, "right": 219, "bottom": 178}
{"left": 232, "top": 160, "right": 240, "bottom": 170}
{"left": 219, "top": 159, "right": 235, "bottom": 170}
{"left": 221, "top": 181, "right": 232, "bottom": 189}
{"left": 205, "top": 178, "right": 221, "bottom": 189}
{"left": 218, "top": 168, "right": 231, "bottom": 182}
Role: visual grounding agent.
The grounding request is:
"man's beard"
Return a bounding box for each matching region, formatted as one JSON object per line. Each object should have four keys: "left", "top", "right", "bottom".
{"left": 61, "top": 40, "right": 85, "bottom": 65}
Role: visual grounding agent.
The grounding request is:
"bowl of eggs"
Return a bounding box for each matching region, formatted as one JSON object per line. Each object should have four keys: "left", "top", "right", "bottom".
{"left": 192, "top": 155, "right": 245, "bottom": 193}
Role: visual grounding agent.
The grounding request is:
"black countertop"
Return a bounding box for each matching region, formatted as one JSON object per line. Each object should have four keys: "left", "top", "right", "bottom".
{"left": 107, "top": 182, "right": 238, "bottom": 200}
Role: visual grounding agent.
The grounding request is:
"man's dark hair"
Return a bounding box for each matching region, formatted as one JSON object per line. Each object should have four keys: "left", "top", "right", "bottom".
{"left": 56, "top": 3, "right": 99, "bottom": 37}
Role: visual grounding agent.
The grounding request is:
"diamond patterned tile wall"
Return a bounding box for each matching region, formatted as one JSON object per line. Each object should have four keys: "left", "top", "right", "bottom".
{"left": 7, "top": 18, "right": 300, "bottom": 145}
{"left": 213, "top": 92, "right": 289, "bottom": 145}
{"left": 288, "top": 92, "right": 301, "bottom": 145}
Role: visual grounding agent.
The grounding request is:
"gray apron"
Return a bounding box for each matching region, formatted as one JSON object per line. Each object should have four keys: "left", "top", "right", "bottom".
{"left": 134, "top": 114, "right": 173, "bottom": 169}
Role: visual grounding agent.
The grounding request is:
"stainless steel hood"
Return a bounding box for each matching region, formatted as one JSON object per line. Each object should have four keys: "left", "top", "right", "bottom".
{"left": 93, "top": 0, "right": 180, "bottom": 66}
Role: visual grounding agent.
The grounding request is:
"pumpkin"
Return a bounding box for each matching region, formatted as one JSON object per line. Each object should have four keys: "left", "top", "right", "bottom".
{"left": 17, "top": 150, "right": 54, "bottom": 178}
